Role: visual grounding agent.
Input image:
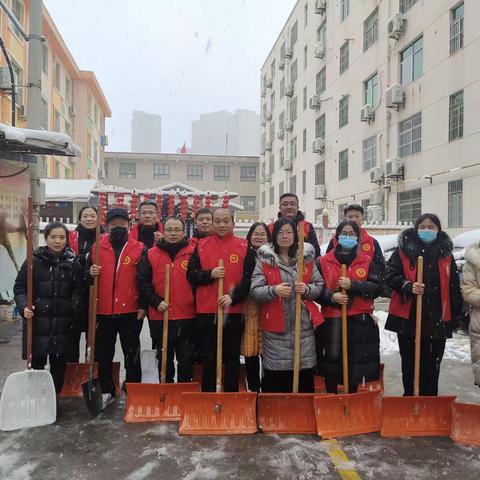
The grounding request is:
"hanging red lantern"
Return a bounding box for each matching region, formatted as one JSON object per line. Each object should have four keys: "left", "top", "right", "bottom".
{"left": 156, "top": 194, "right": 163, "bottom": 214}
{"left": 180, "top": 194, "right": 188, "bottom": 220}
{"left": 204, "top": 192, "right": 211, "bottom": 209}
{"left": 115, "top": 193, "right": 125, "bottom": 209}
{"left": 192, "top": 194, "right": 200, "bottom": 217}
{"left": 168, "top": 194, "right": 175, "bottom": 216}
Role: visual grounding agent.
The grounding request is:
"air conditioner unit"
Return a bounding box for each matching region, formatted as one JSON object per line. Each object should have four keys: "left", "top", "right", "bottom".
{"left": 388, "top": 13, "right": 406, "bottom": 40}
{"left": 284, "top": 158, "right": 292, "bottom": 171}
{"left": 386, "top": 157, "right": 404, "bottom": 178}
{"left": 285, "top": 46, "right": 293, "bottom": 58}
{"left": 265, "top": 141, "right": 272, "bottom": 152}
{"left": 18, "top": 104, "right": 27, "bottom": 118}
{"left": 279, "top": 58, "right": 286, "bottom": 70}
{"left": 314, "top": 0, "right": 327, "bottom": 15}
{"left": 266, "top": 78, "right": 273, "bottom": 89}
{"left": 309, "top": 94, "right": 321, "bottom": 110}
{"left": 369, "top": 190, "right": 384, "bottom": 205}
{"left": 370, "top": 166, "right": 383, "bottom": 184}
{"left": 277, "top": 129, "right": 285, "bottom": 140}
{"left": 285, "top": 83, "right": 294, "bottom": 97}
{"left": 0, "top": 67, "right": 11, "bottom": 89}
{"left": 361, "top": 104, "right": 375, "bottom": 123}
{"left": 266, "top": 111, "right": 272, "bottom": 121}
{"left": 314, "top": 42, "right": 326, "bottom": 59}
{"left": 100, "top": 134, "right": 109, "bottom": 147}
{"left": 367, "top": 205, "right": 383, "bottom": 224}
{"left": 285, "top": 120, "right": 293, "bottom": 131}
{"left": 386, "top": 84, "right": 405, "bottom": 109}
{"left": 312, "top": 138, "right": 325, "bottom": 154}
{"left": 314, "top": 184, "right": 326, "bottom": 200}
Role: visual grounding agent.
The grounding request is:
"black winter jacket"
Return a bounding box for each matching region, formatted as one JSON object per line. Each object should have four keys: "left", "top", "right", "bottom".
{"left": 14, "top": 246, "right": 84, "bottom": 358}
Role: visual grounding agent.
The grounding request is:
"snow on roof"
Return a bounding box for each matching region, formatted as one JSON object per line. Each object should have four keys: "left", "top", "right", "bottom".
{"left": 42, "top": 179, "right": 99, "bottom": 201}
{"left": 453, "top": 229, "right": 480, "bottom": 249}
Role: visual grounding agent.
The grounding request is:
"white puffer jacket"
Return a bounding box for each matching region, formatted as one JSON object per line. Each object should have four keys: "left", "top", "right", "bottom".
{"left": 461, "top": 245, "right": 480, "bottom": 385}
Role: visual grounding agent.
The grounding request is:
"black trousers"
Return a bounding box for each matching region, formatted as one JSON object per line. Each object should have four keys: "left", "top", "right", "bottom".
{"left": 148, "top": 319, "right": 195, "bottom": 383}
{"left": 95, "top": 315, "right": 142, "bottom": 396}
{"left": 397, "top": 333, "right": 446, "bottom": 396}
{"left": 244, "top": 356, "right": 261, "bottom": 392}
{"left": 262, "top": 368, "right": 315, "bottom": 393}
{"left": 71, "top": 326, "right": 88, "bottom": 363}
{"left": 32, "top": 354, "right": 67, "bottom": 393}
{"left": 196, "top": 313, "right": 244, "bottom": 392}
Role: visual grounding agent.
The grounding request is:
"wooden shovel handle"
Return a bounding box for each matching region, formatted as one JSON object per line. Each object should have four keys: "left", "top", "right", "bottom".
{"left": 341, "top": 264, "right": 349, "bottom": 394}
{"left": 216, "top": 260, "right": 224, "bottom": 393}
{"left": 26, "top": 197, "right": 33, "bottom": 369}
{"left": 414, "top": 256, "right": 424, "bottom": 397}
{"left": 293, "top": 222, "right": 305, "bottom": 394}
{"left": 160, "top": 264, "right": 171, "bottom": 384}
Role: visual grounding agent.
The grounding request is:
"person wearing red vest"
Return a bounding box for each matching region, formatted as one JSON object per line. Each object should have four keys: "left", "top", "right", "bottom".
{"left": 250, "top": 218, "right": 325, "bottom": 393}
{"left": 137, "top": 216, "right": 196, "bottom": 383}
{"left": 130, "top": 201, "right": 163, "bottom": 249}
{"left": 268, "top": 193, "right": 320, "bottom": 257}
{"left": 89, "top": 208, "right": 147, "bottom": 409}
{"left": 187, "top": 208, "right": 256, "bottom": 392}
{"left": 386, "top": 213, "right": 461, "bottom": 396}
{"left": 316, "top": 220, "right": 383, "bottom": 394}
{"left": 189, "top": 207, "right": 213, "bottom": 248}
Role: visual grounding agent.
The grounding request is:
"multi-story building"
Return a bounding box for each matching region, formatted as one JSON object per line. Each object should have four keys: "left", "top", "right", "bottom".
{"left": 104, "top": 151, "right": 260, "bottom": 220}
{"left": 0, "top": 3, "right": 111, "bottom": 180}
{"left": 131, "top": 110, "right": 162, "bottom": 153}
{"left": 259, "top": 0, "right": 478, "bottom": 235}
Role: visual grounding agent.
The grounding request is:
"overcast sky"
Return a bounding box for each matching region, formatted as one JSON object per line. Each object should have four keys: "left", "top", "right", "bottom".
{"left": 43, "top": 0, "right": 295, "bottom": 153}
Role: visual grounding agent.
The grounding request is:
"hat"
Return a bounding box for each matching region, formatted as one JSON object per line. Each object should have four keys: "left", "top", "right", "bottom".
{"left": 106, "top": 208, "right": 130, "bottom": 223}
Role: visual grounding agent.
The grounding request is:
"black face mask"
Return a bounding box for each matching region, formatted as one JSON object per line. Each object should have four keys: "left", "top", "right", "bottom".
{"left": 109, "top": 226, "right": 128, "bottom": 245}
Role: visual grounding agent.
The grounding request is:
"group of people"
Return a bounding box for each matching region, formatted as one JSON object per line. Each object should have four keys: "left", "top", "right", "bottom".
{"left": 13, "top": 191, "right": 479, "bottom": 413}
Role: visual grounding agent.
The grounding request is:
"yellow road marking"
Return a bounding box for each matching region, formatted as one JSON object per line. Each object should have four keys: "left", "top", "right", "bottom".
{"left": 322, "top": 439, "right": 362, "bottom": 480}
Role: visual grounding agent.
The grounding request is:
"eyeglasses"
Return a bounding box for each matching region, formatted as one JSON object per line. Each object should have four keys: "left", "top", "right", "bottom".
{"left": 164, "top": 228, "right": 184, "bottom": 233}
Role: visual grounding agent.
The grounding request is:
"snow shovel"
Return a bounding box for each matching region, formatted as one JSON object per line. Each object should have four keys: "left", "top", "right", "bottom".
{"left": 179, "top": 259, "right": 257, "bottom": 435}
{"left": 314, "top": 264, "right": 382, "bottom": 438}
{"left": 451, "top": 402, "right": 480, "bottom": 446}
{"left": 124, "top": 264, "right": 199, "bottom": 423}
{"left": 81, "top": 219, "right": 103, "bottom": 417}
{"left": 257, "top": 222, "right": 318, "bottom": 434}
{"left": 381, "top": 256, "right": 456, "bottom": 437}
{"left": 0, "top": 197, "right": 56, "bottom": 431}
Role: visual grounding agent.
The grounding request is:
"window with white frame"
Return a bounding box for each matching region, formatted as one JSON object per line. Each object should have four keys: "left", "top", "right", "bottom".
{"left": 270, "top": 59, "right": 275, "bottom": 80}
{"left": 362, "top": 136, "right": 377, "bottom": 172}
{"left": 291, "top": 59, "right": 298, "bottom": 84}
{"left": 42, "top": 44, "right": 48, "bottom": 75}
{"left": 269, "top": 121, "right": 275, "bottom": 142}
{"left": 269, "top": 155, "right": 274, "bottom": 175}
{"left": 153, "top": 163, "right": 169, "bottom": 179}
{"left": 41, "top": 98, "right": 48, "bottom": 130}
{"left": 449, "top": 90, "right": 464, "bottom": 142}
{"left": 261, "top": 161, "right": 266, "bottom": 178}
{"left": 363, "top": 9, "right": 378, "bottom": 52}
{"left": 290, "top": 175, "right": 297, "bottom": 195}
{"left": 214, "top": 165, "right": 230, "bottom": 181}
{"left": 399, "top": 0, "right": 418, "bottom": 13}
{"left": 279, "top": 111, "right": 285, "bottom": 130}
{"left": 397, "top": 188, "right": 421, "bottom": 223}
{"left": 54, "top": 108, "right": 60, "bottom": 132}
{"left": 339, "top": 149, "right": 349, "bottom": 180}
{"left": 304, "top": 2, "right": 308, "bottom": 26}
{"left": 303, "top": 86, "right": 307, "bottom": 110}
{"left": 450, "top": 3, "right": 464, "bottom": 55}
{"left": 261, "top": 191, "right": 266, "bottom": 209}
{"left": 269, "top": 186, "right": 275, "bottom": 206}
{"left": 187, "top": 164, "right": 203, "bottom": 180}
{"left": 401, "top": 36, "right": 423, "bottom": 85}
{"left": 302, "top": 128, "right": 307, "bottom": 152}
{"left": 302, "top": 170, "right": 307, "bottom": 194}
{"left": 316, "top": 66, "right": 326, "bottom": 94}
{"left": 291, "top": 20, "right": 298, "bottom": 47}
{"left": 399, "top": 112, "right": 422, "bottom": 157}
{"left": 290, "top": 96, "right": 298, "bottom": 122}
{"left": 241, "top": 165, "right": 257, "bottom": 182}
{"left": 315, "top": 161, "right": 325, "bottom": 185}
{"left": 339, "top": 96, "right": 349, "bottom": 128}
{"left": 241, "top": 196, "right": 257, "bottom": 212}
{"left": 280, "top": 77, "right": 285, "bottom": 98}
{"left": 364, "top": 72, "right": 379, "bottom": 106}
{"left": 340, "top": 42, "right": 349, "bottom": 75}
{"left": 279, "top": 181, "right": 285, "bottom": 196}
{"left": 65, "top": 77, "right": 72, "bottom": 104}
{"left": 11, "top": 61, "right": 23, "bottom": 105}
{"left": 55, "top": 61, "right": 61, "bottom": 91}
{"left": 317, "top": 21, "right": 326, "bottom": 45}
{"left": 448, "top": 180, "right": 463, "bottom": 228}
{"left": 315, "top": 114, "right": 326, "bottom": 139}
{"left": 304, "top": 45, "right": 308, "bottom": 70}
{"left": 270, "top": 91, "right": 275, "bottom": 111}
{"left": 11, "top": 0, "right": 24, "bottom": 39}
{"left": 119, "top": 162, "right": 136, "bottom": 179}
{"left": 341, "top": 0, "right": 350, "bottom": 21}
{"left": 291, "top": 137, "right": 297, "bottom": 160}
{"left": 280, "top": 147, "right": 285, "bottom": 167}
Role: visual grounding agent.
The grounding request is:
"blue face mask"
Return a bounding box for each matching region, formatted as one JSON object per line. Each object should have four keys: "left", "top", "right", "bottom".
{"left": 418, "top": 229, "right": 438, "bottom": 244}
{"left": 338, "top": 235, "right": 358, "bottom": 250}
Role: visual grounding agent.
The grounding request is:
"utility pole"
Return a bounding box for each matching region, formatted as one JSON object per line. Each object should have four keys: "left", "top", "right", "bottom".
{"left": 26, "top": 0, "right": 44, "bottom": 246}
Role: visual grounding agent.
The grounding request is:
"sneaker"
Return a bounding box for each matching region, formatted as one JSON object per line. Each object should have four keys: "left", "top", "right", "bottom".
{"left": 101, "top": 393, "right": 115, "bottom": 411}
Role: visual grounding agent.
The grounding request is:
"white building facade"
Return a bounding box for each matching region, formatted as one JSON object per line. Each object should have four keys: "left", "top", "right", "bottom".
{"left": 259, "top": 0, "right": 478, "bottom": 235}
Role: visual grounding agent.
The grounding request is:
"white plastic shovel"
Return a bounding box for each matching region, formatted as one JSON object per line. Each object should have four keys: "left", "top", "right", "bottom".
{"left": 0, "top": 197, "right": 56, "bottom": 431}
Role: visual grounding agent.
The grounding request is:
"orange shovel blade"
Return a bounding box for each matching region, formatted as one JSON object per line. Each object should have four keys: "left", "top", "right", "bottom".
{"left": 451, "top": 402, "right": 480, "bottom": 446}
{"left": 257, "top": 393, "right": 318, "bottom": 434}
{"left": 314, "top": 390, "right": 382, "bottom": 438}
{"left": 381, "top": 395, "right": 456, "bottom": 437}
{"left": 179, "top": 392, "right": 257, "bottom": 435}
{"left": 60, "top": 362, "right": 120, "bottom": 398}
{"left": 124, "top": 382, "right": 200, "bottom": 423}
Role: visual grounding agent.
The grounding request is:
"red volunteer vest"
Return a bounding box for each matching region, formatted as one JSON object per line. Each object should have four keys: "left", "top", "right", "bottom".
{"left": 268, "top": 220, "right": 310, "bottom": 238}
{"left": 95, "top": 235, "right": 144, "bottom": 316}
{"left": 320, "top": 250, "right": 374, "bottom": 317}
{"left": 195, "top": 233, "right": 248, "bottom": 314}
{"left": 332, "top": 228, "right": 375, "bottom": 259}
{"left": 388, "top": 251, "right": 452, "bottom": 321}
{"left": 69, "top": 230, "right": 79, "bottom": 255}
{"left": 147, "top": 245, "right": 195, "bottom": 321}
{"left": 260, "top": 262, "right": 324, "bottom": 333}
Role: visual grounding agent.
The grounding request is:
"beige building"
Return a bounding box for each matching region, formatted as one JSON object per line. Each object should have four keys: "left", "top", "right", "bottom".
{"left": 104, "top": 152, "right": 260, "bottom": 220}
{"left": 259, "top": 0, "right": 478, "bottom": 235}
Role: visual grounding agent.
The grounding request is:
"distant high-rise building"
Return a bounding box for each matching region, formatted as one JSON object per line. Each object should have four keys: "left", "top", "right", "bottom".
{"left": 191, "top": 109, "right": 260, "bottom": 156}
{"left": 131, "top": 110, "right": 162, "bottom": 153}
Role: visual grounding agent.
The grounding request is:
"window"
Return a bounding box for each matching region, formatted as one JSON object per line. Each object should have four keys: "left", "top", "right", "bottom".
{"left": 94, "top": 104, "right": 99, "bottom": 126}
{"left": 11, "top": 61, "right": 23, "bottom": 105}
{"left": 261, "top": 161, "right": 266, "bottom": 178}
{"left": 304, "top": 2, "right": 308, "bottom": 26}
{"left": 317, "top": 22, "right": 326, "bottom": 45}
{"left": 304, "top": 45, "right": 308, "bottom": 70}
{"left": 55, "top": 62, "right": 61, "bottom": 91}
{"left": 338, "top": 203, "right": 347, "bottom": 222}
{"left": 450, "top": 3, "right": 464, "bottom": 55}
{"left": 261, "top": 132, "right": 266, "bottom": 153}
{"left": 269, "top": 186, "right": 275, "bottom": 206}
{"left": 399, "top": 112, "right": 422, "bottom": 157}
{"left": 291, "top": 59, "right": 298, "bottom": 84}
{"left": 280, "top": 147, "right": 285, "bottom": 167}
{"left": 290, "top": 96, "right": 298, "bottom": 122}
{"left": 270, "top": 91, "right": 275, "bottom": 111}
{"left": 280, "top": 77, "right": 285, "bottom": 98}
{"left": 41, "top": 98, "right": 48, "bottom": 130}
{"left": 280, "top": 42, "right": 286, "bottom": 61}
{"left": 153, "top": 163, "right": 169, "bottom": 180}
{"left": 448, "top": 180, "right": 463, "bottom": 228}
{"left": 362, "top": 199, "right": 371, "bottom": 222}
{"left": 315, "top": 114, "right": 326, "bottom": 139}
{"left": 401, "top": 37, "right": 423, "bottom": 85}
{"left": 315, "top": 161, "right": 325, "bottom": 185}
{"left": 187, "top": 164, "right": 203, "bottom": 180}
{"left": 290, "top": 175, "right": 297, "bottom": 195}
{"left": 397, "top": 188, "right": 421, "bottom": 223}
{"left": 262, "top": 191, "right": 266, "bottom": 209}
{"left": 400, "top": 0, "right": 418, "bottom": 13}
{"left": 104, "top": 161, "right": 109, "bottom": 178}
{"left": 339, "top": 96, "right": 349, "bottom": 128}
{"left": 302, "top": 128, "right": 307, "bottom": 152}
{"left": 302, "top": 170, "right": 307, "bottom": 194}
{"left": 279, "top": 181, "right": 285, "bottom": 196}
{"left": 339, "top": 42, "right": 349, "bottom": 75}
{"left": 279, "top": 111, "right": 285, "bottom": 130}
{"left": 42, "top": 44, "right": 48, "bottom": 75}
{"left": 341, "top": 0, "right": 350, "bottom": 21}
{"left": 449, "top": 90, "right": 464, "bottom": 141}
{"left": 362, "top": 136, "right": 377, "bottom": 172}
{"left": 65, "top": 77, "right": 71, "bottom": 104}
{"left": 303, "top": 86, "right": 307, "bottom": 111}
{"left": 290, "top": 137, "right": 297, "bottom": 160}
{"left": 316, "top": 67, "right": 326, "bottom": 94}
{"left": 269, "top": 121, "right": 275, "bottom": 143}
{"left": 54, "top": 160, "right": 60, "bottom": 179}
{"left": 119, "top": 162, "right": 136, "bottom": 179}
{"left": 54, "top": 108, "right": 60, "bottom": 132}
{"left": 11, "top": 0, "right": 24, "bottom": 39}
{"left": 339, "top": 149, "right": 349, "bottom": 180}
{"left": 241, "top": 165, "right": 257, "bottom": 181}
{"left": 363, "top": 9, "right": 378, "bottom": 52}
{"left": 271, "top": 60, "right": 276, "bottom": 80}
{"left": 240, "top": 196, "right": 257, "bottom": 212}
{"left": 269, "top": 155, "right": 275, "bottom": 175}
{"left": 65, "top": 121, "right": 71, "bottom": 138}
{"left": 364, "top": 72, "right": 379, "bottom": 106}
{"left": 214, "top": 165, "right": 230, "bottom": 181}
{"left": 291, "top": 20, "right": 298, "bottom": 47}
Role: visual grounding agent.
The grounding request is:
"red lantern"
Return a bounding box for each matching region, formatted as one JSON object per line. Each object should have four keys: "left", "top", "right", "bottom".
{"left": 204, "top": 192, "right": 211, "bottom": 209}
{"left": 156, "top": 194, "right": 163, "bottom": 214}
{"left": 180, "top": 194, "right": 188, "bottom": 220}
{"left": 115, "top": 193, "right": 125, "bottom": 209}
{"left": 168, "top": 194, "right": 175, "bottom": 216}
